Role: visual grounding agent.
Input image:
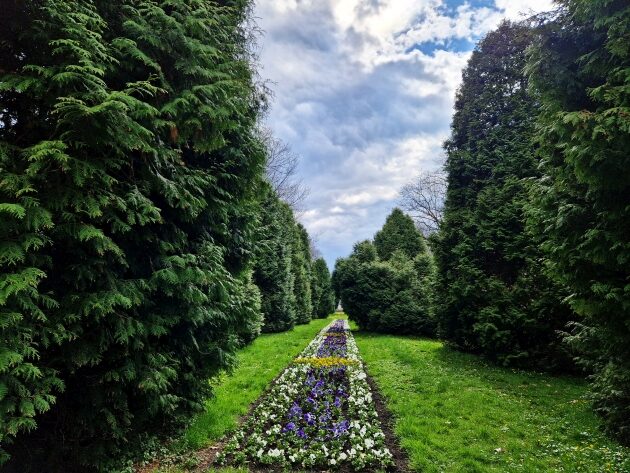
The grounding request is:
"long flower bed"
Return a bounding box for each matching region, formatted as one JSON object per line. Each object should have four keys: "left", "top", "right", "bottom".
{"left": 217, "top": 319, "right": 393, "bottom": 471}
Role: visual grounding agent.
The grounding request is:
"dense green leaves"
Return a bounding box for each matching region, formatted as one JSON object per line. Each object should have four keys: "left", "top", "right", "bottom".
{"left": 335, "top": 210, "right": 435, "bottom": 335}
{"left": 251, "top": 186, "right": 322, "bottom": 332}
{"left": 433, "top": 21, "right": 574, "bottom": 370}
{"left": 527, "top": 0, "right": 630, "bottom": 442}
{"left": 0, "top": 0, "right": 265, "bottom": 469}
{"left": 374, "top": 208, "right": 427, "bottom": 260}
{"left": 292, "top": 223, "right": 313, "bottom": 325}
{"left": 310, "top": 258, "right": 335, "bottom": 319}
{"left": 252, "top": 189, "right": 297, "bottom": 333}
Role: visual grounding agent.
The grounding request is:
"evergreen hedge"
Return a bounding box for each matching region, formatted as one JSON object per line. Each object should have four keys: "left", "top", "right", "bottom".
{"left": 527, "top": 0, "right": 630, "bottom": 442}
{"left": 433, "top": 21, "right": 574, "bottom": 370}
{"left": 0, "top": 0, "right": 265, "bottom": 469}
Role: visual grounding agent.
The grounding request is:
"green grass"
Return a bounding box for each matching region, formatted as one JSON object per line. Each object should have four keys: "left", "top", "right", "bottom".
{"left": 353, "top": 330, "right": 630, "bottom": 473}
{"left": 179, "top": 315, "right": 335, "bottom": 450}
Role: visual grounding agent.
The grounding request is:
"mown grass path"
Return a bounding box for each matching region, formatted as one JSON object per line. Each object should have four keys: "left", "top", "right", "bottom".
{"left": 354, "top": 330, "right": 630, "bottom": 473}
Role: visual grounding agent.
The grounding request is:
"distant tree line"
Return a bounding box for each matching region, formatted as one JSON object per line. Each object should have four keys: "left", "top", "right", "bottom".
{"left": 0, "top": 1, "right": 333, "bottom": 471}
{"left": 338, "top": 0, "right": 630, "bottom": 445}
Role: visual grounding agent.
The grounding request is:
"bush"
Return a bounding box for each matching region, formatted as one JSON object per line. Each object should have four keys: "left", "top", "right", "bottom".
{"left": 292, "top": 224, "right": 313, "bottom": 325}
{"left": 335, "top": 214, "right": 436, "bottom": 336}
{"left": 433, "top": 21, "right": 575, "bottom": 370}
{"left": 311, "top": 258, "right": 335, "bottom": 318}
{"left": 0, "top": 0, "right": 265, "bottom": 470}
{"left": 527, "top": 0, "right": 630, "bottom": 441}
{"left": 253, "top": 190, "right": 297, "bottom": 333}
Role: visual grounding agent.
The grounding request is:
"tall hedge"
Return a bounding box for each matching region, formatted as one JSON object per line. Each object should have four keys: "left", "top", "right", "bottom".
{"left": 311, "top": 257, "right": 335, "bottom": 318}
{"left": 335, "top": 210, "right": 436, "bottom": 335}
{"left": 527, "top": 0, "right": 630, "bottom": 441}
{"left": 252, "top": 189, "right": 296, "bottom": 333}
{"left": 0, "top": 0, "right": 265, "bottom": 470}
{"left": 433, "top": 21, "right": 574, "bottom": 370}
{"left": 292, "top": 223, "right": 313, "bottom": 324}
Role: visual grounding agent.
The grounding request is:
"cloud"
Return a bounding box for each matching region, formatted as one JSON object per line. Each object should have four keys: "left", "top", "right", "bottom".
{"left": 255, "top": 0, "right": 555, "bottom": 268}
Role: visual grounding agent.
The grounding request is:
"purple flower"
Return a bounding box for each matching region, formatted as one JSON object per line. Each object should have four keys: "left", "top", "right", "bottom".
{"left": 304, "top": 412, "right": 316, "bottom": 425}
{"left": 282, "top": 421, "right": 296, "bottom": 432}
{"left": 289, "top": 402, "right": 302, "bottom": 418}
{"left": 332, "top": 420, "right": 350, "bottom": 437}
{"left": 297, "top": 428, "right": 307, "bottom": 439}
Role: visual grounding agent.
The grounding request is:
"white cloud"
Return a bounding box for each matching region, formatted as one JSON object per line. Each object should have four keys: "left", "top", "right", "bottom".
{"left": 255, "top": 0, "right": 555, "bottom": 267}
{"left": 494, "top": 0, "right": 556, "bottom": 20}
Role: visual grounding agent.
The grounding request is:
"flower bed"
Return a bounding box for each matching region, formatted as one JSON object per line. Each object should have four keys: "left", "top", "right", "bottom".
{"left": 217, "top": 319, "right": 393, "bottom": 471}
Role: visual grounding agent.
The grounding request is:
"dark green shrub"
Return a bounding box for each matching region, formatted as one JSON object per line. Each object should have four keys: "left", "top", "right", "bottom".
{"left": 433, "top": 21, "right": 574, "bottom": 370}
{"left": 292, "top": 224, "right": 313, "bottom": 325}
{"left": 527, "top": 0, "right": 630, "bottom": 442}
{"left": 311, "top": 258, "right": 335, "bottom": 318}
{"left": 0, "top": 0, "right": 265, "bottom": 469}
{"left": 335, "top": 235, "right": 435, "bottom": 336}
{"left": 253, "top": 190, "right": 296, "bottom": 333}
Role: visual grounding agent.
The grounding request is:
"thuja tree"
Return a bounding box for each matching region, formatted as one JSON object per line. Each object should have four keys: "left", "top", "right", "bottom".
{"left": 252, "top": 188, "right": 296, "bottom": 333}
{"left": 433, "top": 21, "right": 574, "bottom": 369}
{"left": 311, "top": 258, "right": 335, "bottom": 318}
{"left": 336, "top": 213, "right": 436, "bottom": 335}
{"left": 0, "top": 0, "right": 265, "bottom": 470}
{"left": 373, "top": 208, "right": 427, "bottom": 260}
{"left": 527, "top": 0, "right": 630, "bottom": 441}
{"left": 292, "top": 223, "right": 313, "bottom": 324}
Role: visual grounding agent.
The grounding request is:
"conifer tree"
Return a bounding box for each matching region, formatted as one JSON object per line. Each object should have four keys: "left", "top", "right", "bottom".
{"left": 434, "top": 21, "right": 574, "bottom": 369}
{"left": 374, "top": 208, "right": 427, "bottom": 260}
{"left": 0, "top": 0, "right": 265, "bottom": 469}
{"left": 253, "top": 189, "right": 296, "bottom": 333}
{"left": 292, "top": 223, "right": 313, "bottom": 324}
{"left": 336, "top": 224, "right": 436, "bottom": 335}
{"left": 527, "top": 0, "right": 630, "bottom": 441}
{"left": 311, "top": 258, "right": 335, "bottom": 318}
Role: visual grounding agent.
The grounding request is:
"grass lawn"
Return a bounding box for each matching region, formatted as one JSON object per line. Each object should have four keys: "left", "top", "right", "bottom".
{"left": 179, "top": 315, "right": 335, "bottom": 451}
{"left": 353, "top": 329, "right": 630, "bottom": 473}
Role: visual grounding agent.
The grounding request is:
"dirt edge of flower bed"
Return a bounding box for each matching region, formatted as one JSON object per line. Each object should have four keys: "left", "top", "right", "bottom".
{"left": 363, "top": 366, "right": 411, "bottom": 473}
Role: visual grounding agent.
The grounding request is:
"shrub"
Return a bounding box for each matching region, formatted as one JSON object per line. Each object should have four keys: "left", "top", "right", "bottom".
{"left": 433, "top": 21, "right": 575, "bottom": 370}
{"left": 527, "top": 0, "right": 630, "bottom": 441}
{"left": 253, "top": 190, "right": 297, "bottom": 333}
{"left": 311, "top": 258, "right": 335, "bottom": 318}
{"left": 0, "top": 0, "right": 265, "bottom": 469}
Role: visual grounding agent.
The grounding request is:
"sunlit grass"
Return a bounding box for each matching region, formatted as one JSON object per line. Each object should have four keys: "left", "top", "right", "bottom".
{"left": 353, "top": 328, "right": 630, "bottom": 473}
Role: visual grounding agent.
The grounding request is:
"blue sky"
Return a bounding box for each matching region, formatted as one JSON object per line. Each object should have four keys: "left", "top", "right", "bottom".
{"left": 254, "top": 0, "right": 555, "bottom": 269}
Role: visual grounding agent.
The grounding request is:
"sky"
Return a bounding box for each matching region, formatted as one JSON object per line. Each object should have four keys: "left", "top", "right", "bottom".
{"left": 254, "top": 0, "right": 555, "bottom": 269}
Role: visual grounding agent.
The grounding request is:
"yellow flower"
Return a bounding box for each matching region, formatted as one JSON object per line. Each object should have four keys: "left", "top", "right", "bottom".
{"left": 293, "top": 356, "right": 359, "bottom": 367}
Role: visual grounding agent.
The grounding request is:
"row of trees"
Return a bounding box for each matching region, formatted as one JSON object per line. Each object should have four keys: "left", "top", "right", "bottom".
{"left": 0, "top": 1, "right": 334, "bottom": 471}
{"left": 333, "top": 209, "right": 435, "bottom": 336}
{"left": 253, "top": 183, "right": 335, "bottom": 333}
{"left": 338, "top": 0, "right": 629, "bottom": 445}
{"left": 434, "top": 0, "right": 629, "bottom": 442}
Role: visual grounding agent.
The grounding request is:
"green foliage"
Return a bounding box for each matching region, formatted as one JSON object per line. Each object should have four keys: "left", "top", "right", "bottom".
{"left": 0, "top": 0, "right": 265, "bottom": 470}
{"left": 373, "top": 208, "right": 427, "bottom": 260}
{"left": 527, "top": 0, "right": 630, "bottom": 442}
{"left": 310, "top": 258, "right": 335, "bottom": 319}
{"left": 252, "top": 189, "right": 296, "bottom": 333}
{"left": 354, "top": 329, "right": 630, "bottom": 472}
{"left": 292, "top": 223, "right": 313, "bottom": 324}
{"left": 335, "top": 211, "right": 436, "bottom": 336}
{"left": 433, "top": 21, "right": 574, "bottom": 370}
